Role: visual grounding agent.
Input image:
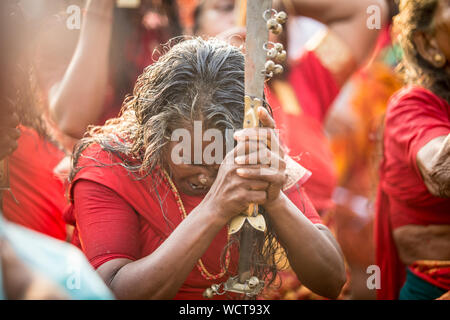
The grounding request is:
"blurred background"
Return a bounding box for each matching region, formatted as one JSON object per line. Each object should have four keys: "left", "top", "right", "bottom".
{"left": 1, "top": 0, "right": 404, "bottom": 300}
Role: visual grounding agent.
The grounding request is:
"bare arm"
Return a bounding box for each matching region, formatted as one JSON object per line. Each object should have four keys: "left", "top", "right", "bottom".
{"left": 49, "top": 0, "right": 114, "bottom": 138}
{"left": 290, "top": 0, "right": 389, "bottom": 66}
{"left": 416, "top": 134, "right": 450, "bottom": 198}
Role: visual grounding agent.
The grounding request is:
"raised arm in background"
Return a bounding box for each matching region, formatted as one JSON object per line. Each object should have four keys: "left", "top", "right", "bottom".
{"left": 48, "top": 0, "right": 114, "bottom": 139}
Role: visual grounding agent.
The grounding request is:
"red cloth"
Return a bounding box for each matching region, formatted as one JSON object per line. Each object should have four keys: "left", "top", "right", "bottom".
{"left": 65, "top": 144, "right": 322, "bottom": 300}
{"left": 266, "top": 51, "right": 340, "bottom": 212}
{"left": 2, "top": 126, "right": 67, "bottom": 240}
{"left": 375, "top": 86, "right": 450, "bottom": 299}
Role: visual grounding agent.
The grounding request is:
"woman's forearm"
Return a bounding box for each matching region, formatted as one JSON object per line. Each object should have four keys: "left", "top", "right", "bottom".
{"left": 393, "top": 224, "right": 450, "bottom": 265}
{"left": 49, "top": 0, "right": 114, "bottom": 138}
{"left": 264, "top": 192, "right": 346, "bottom": 299}
{"left": 106, "top": 202, "right": 227, "bottom": 300}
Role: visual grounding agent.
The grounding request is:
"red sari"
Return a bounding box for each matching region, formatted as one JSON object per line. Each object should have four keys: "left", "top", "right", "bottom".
{"left": 65, "top": 143, "right": 322, "bottom": 300}
{"left": 34, "top": 14, "right": 167, "bottom": 130}
{"left": 375, "top": 85, "right": 450, "bottom": 299}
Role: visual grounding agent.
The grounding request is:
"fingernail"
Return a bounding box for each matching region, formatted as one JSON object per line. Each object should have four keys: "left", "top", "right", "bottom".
{"left": 236, "top": 168, "right": 247, "bottom": 176}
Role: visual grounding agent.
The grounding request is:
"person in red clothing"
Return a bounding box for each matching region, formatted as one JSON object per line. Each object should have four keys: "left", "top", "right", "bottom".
{"left": 0, "top": 1, "right": 67, "bottom": 241}
{"left": 66, "top": 38, "right": 346, "bottom": 300}
{"left": 375, "top": 0, "right": 450, "bottom": 300}
{"left": 193, "top": 0, "right": 389, "bottom": 216}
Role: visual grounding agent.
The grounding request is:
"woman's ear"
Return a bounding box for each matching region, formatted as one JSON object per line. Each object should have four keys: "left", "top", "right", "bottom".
{"left": 413, "top": 30, "right": 447, "bottom": 68}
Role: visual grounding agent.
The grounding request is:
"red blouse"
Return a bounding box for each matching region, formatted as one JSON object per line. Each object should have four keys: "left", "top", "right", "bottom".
{"left": 375, "top": 85, "right": 450, "bottom": 299}
{"left": 65, "top": 144, "right": 322, "bottom": 299}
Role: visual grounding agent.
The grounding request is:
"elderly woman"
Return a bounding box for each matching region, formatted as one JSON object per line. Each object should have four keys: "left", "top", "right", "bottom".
{"left": 375, "top": 0, "right": 450, "bottom": 300}
{"left": 65, "top": 38, "right": 346, "bottom": 300}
